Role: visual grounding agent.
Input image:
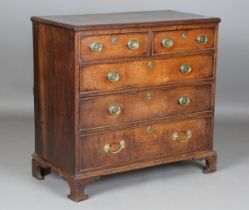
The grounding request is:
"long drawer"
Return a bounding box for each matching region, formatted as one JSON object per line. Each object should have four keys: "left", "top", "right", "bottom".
{"left": 80, "top": 83, "right": 212, "bottom": 129}
{"left": 80, "top": 54, "right": 213, "bottom": 93}
{"left": 80, "top": 117, "right": 212, "bottom": 170}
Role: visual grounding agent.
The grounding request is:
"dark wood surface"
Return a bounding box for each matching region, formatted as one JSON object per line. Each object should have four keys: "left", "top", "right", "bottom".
{"left": 33, "top": 22, "right": 78, "bottom": 174}
{"left": 153, "top": 28, "right": 215, "bottom": 54}
{"left": 31, "top": 10, "right": 220, "bottom": 202}
{"left": 81, "top": 32, "right": 149, "bottom": 59}
{"left": 80, "top": 54, "right": 213, "bottom": 92}
{"left": 79, "top": 84, "right": 212, "bottom": 129}
{"left": 80, "top": 117, "right": 212, "bottom": 171}
{"left": 31, "top": 10, "right": 220, "bottom": 30}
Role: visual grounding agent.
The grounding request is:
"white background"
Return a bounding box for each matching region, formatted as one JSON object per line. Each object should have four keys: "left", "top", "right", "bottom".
{"left": 0, "top": 0, "right": 249, "bottom": 120}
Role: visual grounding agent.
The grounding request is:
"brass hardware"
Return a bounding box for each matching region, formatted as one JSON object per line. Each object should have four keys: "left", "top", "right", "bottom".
{"left": 148, "top": 61, "right": 154, "bottom": 69}
{"left": 180, "top": 64, "right": 192, "bottom": 74}
{"left": 147, "top": 126, "right": 152, "bottom": 134}
{"left": 127, "top": 40, "right": 140, "bottom": 50}
{"left": 147, "top": 91, "right": 153, "bottom": 101}
{"left": 178, "top": 96, "right": 191, "bottom": 106}
{"left": 108, "top": 105, "right": 121, "bottom": 116}
{"left": 161, "top": 38, "right": 174, "bottom": 48}
{"left": 182, "top": 32, "right": 187, "bottom": 40}
{"left": 197, "top": 34, "right": 208, "bottom": 45}
{"left": 107, "top": 72, "right": 120, "bottom": 82}
{"left": 104, "top": 139, "right": 125, "bottom": 154}
{"left": 89, "top": 42, "right": 103, "bottom": 52}
{"left": 172, "top": 130, "right": 192, "bottom": 143}
{"left": 112, "top": 37, "right": 118, "bottom": 45}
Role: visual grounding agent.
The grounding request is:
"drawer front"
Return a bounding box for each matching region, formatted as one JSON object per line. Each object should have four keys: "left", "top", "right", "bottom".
{"left": 80, "top": 54, "right": 213, "bottom": 93}
{"left": 80, "top": 84, "right": 212, "bottom": 129}
{"left": 80, "top": 117, "right": 212, "bottom": 170}
{"left": 154, "top": 28, "right": 215, "bottom": 54}
{"left": 80, "top": 33, "right": 148, "bottom": 59}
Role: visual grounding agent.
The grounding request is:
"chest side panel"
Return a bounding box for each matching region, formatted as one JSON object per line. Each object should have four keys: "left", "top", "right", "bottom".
{"left": 33, "top": 22, "right": 78, "bottom": 174}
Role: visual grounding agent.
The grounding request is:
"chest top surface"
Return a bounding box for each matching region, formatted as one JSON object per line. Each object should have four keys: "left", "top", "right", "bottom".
{"left": 31, "top": 10, "right": 220, "bottom": 30}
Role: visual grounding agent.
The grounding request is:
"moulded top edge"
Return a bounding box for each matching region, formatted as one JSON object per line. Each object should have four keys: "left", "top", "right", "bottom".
{"left": 31, "top": 10, "right": 221, "bottom": 31}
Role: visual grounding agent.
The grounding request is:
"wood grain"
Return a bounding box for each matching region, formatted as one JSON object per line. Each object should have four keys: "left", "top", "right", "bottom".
{"left": 80, "top": 33, "right": 149, "bottom": 59}
{"left": 33, "top": 22, "right": 77, "bottom": 173}
{"left": 31, "top": 10, "right": 220, "bottom": 31}
{"left": 80, "top": 54, "right": 213, "bottom": 93}
{"left": 32, "top": 10, "right": 220, "bottom": 202}
{"left": 153, "top": 28, "right": 215, "bottom": 54}
{"left": 80, "top": 117, "right": 212, "bottom": 170}
{"left": 80, "top": 84, "right": 212, "bottom": 129}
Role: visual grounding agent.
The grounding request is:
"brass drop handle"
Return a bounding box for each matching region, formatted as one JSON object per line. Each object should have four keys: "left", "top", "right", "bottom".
{"left": 108, "top": 105, "right": 121, "bottom": 116}
{"left": 178, "top": 96, "right": 191, "bottom": 106}
{"left": 197, "top": 34, "right": 208, "bottom": 45}
{"left": 107, "top": 72, "right": 120, "bottom": 82}
{"left": 127, "top": 40, "right": 140, "bottom": 50}
{"left": 89, "top": 42, "right": 104, "bottom": 52}
{"left": 162, "top": 38, "right": 174, "bottom": 48}
{"left": 173, "top": 130, "right": 192, "bottom": 143}
{"left": 104, "top": 140, "right": 125, "bottom": 154}
{"left": 180, "top": 64, "right": 192, "bottom": 74}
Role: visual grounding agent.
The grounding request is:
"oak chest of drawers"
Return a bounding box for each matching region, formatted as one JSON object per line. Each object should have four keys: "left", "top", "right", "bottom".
{"left": 31, "top": 10, "right": 221, "bottom": 202}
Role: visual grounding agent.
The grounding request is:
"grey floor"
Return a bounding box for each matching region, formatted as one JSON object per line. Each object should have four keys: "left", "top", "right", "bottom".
{"left": 1, "top": 117, "right": 249, "bottom": 210}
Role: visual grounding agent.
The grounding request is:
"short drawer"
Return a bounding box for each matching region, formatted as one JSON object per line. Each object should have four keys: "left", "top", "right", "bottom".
{"left": 80, "top": 84, "right": 212, "bottom": 129}
{"left": 80, "top": 54, "right": 213, "bottom": 93}
{"left": 153, "top": 28, "right": 215, "bottom": 54}
{"left": 80, "top": 33, "right": 149, "bottom": 59}
{"left": 80, "top": 117, "right": 212, "bottom": 170}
